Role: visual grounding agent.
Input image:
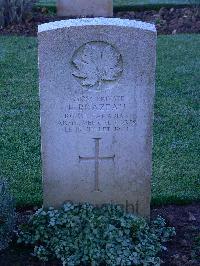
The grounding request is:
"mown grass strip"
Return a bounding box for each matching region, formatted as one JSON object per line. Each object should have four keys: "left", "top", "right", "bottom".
{"left": 0, "top": 34, "right": 199, "bottom": 207}
{"left": 36, "top": 0, "right": 200, "bottom": 13}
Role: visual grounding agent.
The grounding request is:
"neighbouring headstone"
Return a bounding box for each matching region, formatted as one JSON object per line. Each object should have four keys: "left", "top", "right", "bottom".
{"left": 57, "top": 0, "right": 113, "bottom": 17}
{"left": 38, "top": 18, "right": 156, "bottom": 218}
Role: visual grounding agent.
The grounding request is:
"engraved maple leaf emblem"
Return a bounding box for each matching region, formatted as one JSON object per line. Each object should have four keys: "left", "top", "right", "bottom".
{"left": 72, "top": 42, "right": 123, "bottom": 90}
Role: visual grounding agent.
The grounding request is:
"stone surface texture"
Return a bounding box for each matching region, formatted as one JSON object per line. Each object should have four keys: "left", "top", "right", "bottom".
{"left": 57, "top": 0, "right": 113, "bottom": 17}
{"left": 38, "top": 18, "right": 157, "bottom": 218}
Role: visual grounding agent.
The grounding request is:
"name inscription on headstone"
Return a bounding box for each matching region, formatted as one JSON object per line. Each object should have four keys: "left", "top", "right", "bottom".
{"left": 58, "top": 94, "right": 136, "bottom": 134}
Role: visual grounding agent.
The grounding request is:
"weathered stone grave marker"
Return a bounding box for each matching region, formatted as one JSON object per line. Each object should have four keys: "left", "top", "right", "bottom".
{"left": 57, "top": 0, "right": 113, "bottom": 17}
{"left": 38, "top": 18, "right": 156, "bottom": 217}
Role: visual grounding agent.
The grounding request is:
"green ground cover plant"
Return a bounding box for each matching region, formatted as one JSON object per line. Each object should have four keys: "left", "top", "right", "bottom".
{"left": 0, "top": 34, "right": 199, "bottom": 207}
{"left": 18, "top": 202, "right": 175, "bottom": 265}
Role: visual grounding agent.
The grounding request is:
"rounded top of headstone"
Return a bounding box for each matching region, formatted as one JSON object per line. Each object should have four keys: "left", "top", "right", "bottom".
{"left": 38, "top": 18, "right": 156, "bottom": 33}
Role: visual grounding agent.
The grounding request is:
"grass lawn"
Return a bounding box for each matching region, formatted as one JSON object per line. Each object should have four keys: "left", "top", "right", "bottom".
{"left": 0, "top": 34, "right": 200, "bottom": 207}
{"left": 37, "top": 0, "right": 200, "bottom": 10}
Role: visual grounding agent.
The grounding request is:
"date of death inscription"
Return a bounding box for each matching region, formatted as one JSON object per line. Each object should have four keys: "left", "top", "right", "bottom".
{"left": 58, "top": 95, "right": 136, "bottom": 133}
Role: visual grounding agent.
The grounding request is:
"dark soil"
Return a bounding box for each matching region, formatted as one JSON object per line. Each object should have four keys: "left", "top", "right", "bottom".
{"left": 0, "top": 203, "right": 199, "bottom": 266}
{"left": 152, "top": 203, "right": 200, "bottom": 266}
{"left": 0, "top": 6, "right": 199, "bottom": 36}
{"left": 116, "top": 6, "right": 200, "bottom": 35}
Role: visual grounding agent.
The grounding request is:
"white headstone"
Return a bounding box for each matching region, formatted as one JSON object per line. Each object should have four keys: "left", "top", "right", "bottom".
{"left": 57, "top": 0, "right": 113, "bottom": 17}
{"left": 38, "top": 18, "right": 156, "bottom": 218}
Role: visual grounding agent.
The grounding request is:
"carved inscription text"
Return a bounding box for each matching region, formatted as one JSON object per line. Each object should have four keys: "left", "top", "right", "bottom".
{"left": 58, "top": 94, "right": 136, "bottom": 133}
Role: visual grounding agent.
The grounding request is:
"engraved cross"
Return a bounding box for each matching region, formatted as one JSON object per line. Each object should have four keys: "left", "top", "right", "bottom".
{"left": 79, "top": 138, "right": 115, "bottom": 192}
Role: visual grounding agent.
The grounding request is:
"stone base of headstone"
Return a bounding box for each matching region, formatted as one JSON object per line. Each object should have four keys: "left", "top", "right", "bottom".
{"left": 57, "top": 0, "right": 113, "bottom": 17}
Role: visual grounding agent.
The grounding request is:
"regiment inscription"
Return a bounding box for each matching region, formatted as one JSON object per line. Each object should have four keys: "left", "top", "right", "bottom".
{"left": 58, "top": 94, "right": 136, "bottom": 133}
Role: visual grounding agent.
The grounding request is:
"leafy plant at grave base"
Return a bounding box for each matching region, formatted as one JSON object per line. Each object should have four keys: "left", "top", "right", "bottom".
{"left": 0, "top": 0, "right": 33, "bottom": 27}
{"left": 18, "top": 202, "right": 175, "bottom": 266}
{"left": 0, "top": 179, "right": 15, "bottom": 251}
